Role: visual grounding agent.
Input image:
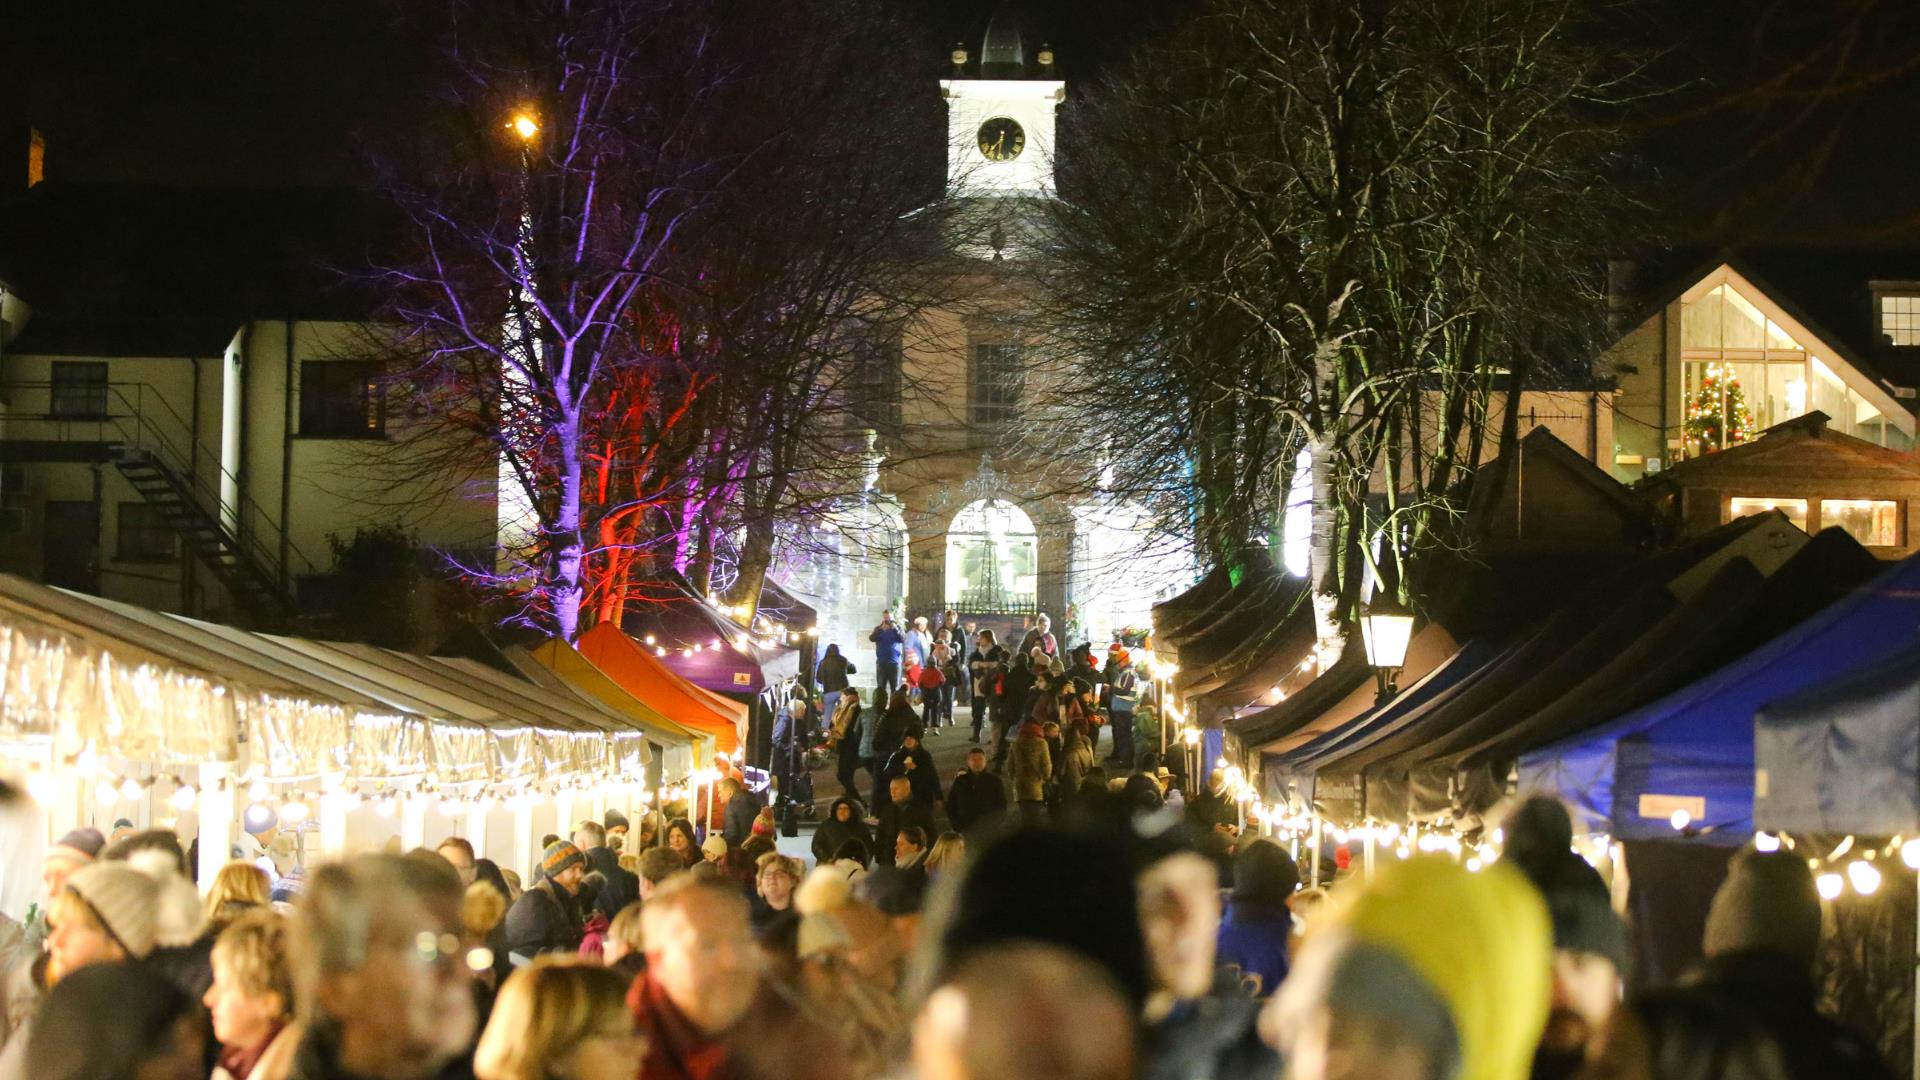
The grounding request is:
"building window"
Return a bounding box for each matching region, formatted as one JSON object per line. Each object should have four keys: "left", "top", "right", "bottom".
{"left": 970, "top": 340, "right": 1023, "bottom": 425}
{"left": 299, "top": 361, "right": 385, "bottom": 438}
{"left": 49, "top": 361, "right": 109, "bottom": 420}
{"left": 115, "top": 502, "right": 177, "bottom": 562}
{"left": 1881, "top": 294, "right": 1920, "bottom": 348}
{"left": 1821, "top": 498, "right": 1901, "bottom": 547}
{"left": 847, "top": 333, "right": 902, "bottom": 430}
{"left": 1729, "top": 496, "right": 1808, "bottom": 531}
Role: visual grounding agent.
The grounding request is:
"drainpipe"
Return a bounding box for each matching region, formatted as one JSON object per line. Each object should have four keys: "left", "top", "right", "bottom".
{"left": 280, "top": 320, "right": 296, "bottom": 600}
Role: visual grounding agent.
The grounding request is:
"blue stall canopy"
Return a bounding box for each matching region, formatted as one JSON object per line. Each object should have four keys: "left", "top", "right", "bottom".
{"left": 1520, "top": 553, "right": 1920, "bottom": 843}
{"left": 1754, "top": 645, "right": 1920, "bottom": 837}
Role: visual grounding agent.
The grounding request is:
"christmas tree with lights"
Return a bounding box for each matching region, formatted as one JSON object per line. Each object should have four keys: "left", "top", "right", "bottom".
{"left": 1685, "top": 363, "right": 1756, "bottom": 455}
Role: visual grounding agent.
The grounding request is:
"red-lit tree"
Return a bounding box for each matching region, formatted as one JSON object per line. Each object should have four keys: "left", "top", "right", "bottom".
{"left": 360, "top": 0, "right": 942, "bottom": 638}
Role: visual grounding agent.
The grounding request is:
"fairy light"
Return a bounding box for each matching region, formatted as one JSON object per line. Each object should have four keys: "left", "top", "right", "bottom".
{"left": 1901, "top": 838, "right": 1920, "bottom": 870}
{"left": 118, "top": 777, "right": 144, "bottom": 802}
{"left": 1815, "top": 872, "right": 1844, "bottom": 901}
{"left": 1753, "top": 831, "right": 1781, "bottom": 853}
{"left": 1668, "top": 809, "right": 1691, "bottom": 831}
{"left": 169, "top": 784, "right": 198, "bottom": 812}
{"left": 280, "top": 799, "right": 311, "bottom": 824}
{"left": 1847, "top": 860, "right": 1882, "bottom": 896}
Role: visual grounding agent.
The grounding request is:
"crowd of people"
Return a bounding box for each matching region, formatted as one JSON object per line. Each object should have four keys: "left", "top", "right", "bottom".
{"left": 0, "top": 776, "right": 1892, "bottom": 1080}
{"left": 0, "top": 609, "right": 1892, "bottom": 1079}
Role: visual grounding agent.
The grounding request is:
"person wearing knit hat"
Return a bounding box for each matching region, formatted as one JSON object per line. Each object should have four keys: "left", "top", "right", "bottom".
{"left": 701, "top": 834, "right": 729, "bottom": 863}
{"left": 502, "top": 840, "right": 588, "bottom": 961}
{"left": 24, "top": 827, "right": 106, "bottom": 958}
{"left": 56, "top": 861, "right": 164, "bottom": 973}
{"left": 750, "top": 806, "right": 777, "bottom": 840}
{"left": 1215, "top": 839, "right": 1298, "bottom": 999}
{"left": 1499, "top": 797, "right": 1625, "bottom": 1079}
{"left": 1264, "top": 855, "right": 1550, "bottom": 1080}
{"left": 604, "top": 808, "right": 630, "bottom": 835}
{"left": 1678, "top": 848, "right": 1891, "bottom": 1079}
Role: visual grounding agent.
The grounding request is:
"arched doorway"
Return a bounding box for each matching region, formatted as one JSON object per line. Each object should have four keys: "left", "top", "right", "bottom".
{"left": 945, "top": 499, "right": 1038, "bottom": 614}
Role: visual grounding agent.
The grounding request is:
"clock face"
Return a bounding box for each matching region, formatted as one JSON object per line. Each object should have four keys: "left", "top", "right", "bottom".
{"left": 977, "top": 117, "right": 1026, "bottom": 162}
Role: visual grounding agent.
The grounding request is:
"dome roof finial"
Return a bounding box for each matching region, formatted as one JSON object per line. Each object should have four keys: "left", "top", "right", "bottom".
{"left": 979, "top": 2, "right": 1029, "bottom": 78}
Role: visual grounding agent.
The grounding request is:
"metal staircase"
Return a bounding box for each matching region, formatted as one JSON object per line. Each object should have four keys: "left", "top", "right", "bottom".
{"left": 106, "top": 445, "right": 293, "bottom": 615}
{"left": 0, "top": 379, "right": 313, "bottom": 623}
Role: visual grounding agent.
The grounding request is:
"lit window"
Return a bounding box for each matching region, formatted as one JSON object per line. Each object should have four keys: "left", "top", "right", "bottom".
{"left": 49, "top": 361, "right": 109, "bottom": 420}
{"left": 1729, "top": 497, "right": 1807, "bottom": 531}
{"left": 1821, "top": 499, "right": 1901, "bottom": 547}
{"left": 1881, "top": 294, "right": 1920, "bottom": 348}
{"left": 299, "top": 361, "right": 385, "bottom": 438}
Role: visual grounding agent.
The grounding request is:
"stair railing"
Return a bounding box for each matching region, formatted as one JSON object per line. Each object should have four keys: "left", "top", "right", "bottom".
{"left": 0, "top": 380, "right": 320, "bottom": 602}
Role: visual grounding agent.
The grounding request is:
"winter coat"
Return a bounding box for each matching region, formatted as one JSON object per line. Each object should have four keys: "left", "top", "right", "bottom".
{"left": 1057, "top": 733, "right": 1095, "bottom": 793}
{"left": 828, "top": 695, "right": 862, "bottom": 750}
{"left": 1187, "top": 787, "right": 1237, "bottom": 832}
{"left": 857, "top": 702, "right": 881, "bottom": 760}
{"left": 875, "top": 800, "right": 937, "bottom": 867}
{"left": 946, "top": 769, "right": 1008, "bottom": 834}
{"left": 968, "top": 647, "right": 1006, "bottom": 700}
{"left": 723, "top": 790, "right": 761, "bottom": 848}
{"left": 585, "top": 845, "right": 638, "bottom": 921}
{"left": 869, "top": 625, "right": 904, "bottom": 665}
{"left": 1138, "top": 971, "right": 1278, "bottom": 1080}
{"left": 811, "top": 799, "right": 874, "bottom": 865}
{"left": 1681, "top": 950, "right": 1896, "bottom": 1080}
{"left": 504, "top": 878, "right": 585, "bottom": 959}
{"left": 871, "top": 702, "right": 916, "bottom": 762}
{"left": 1016, "top": 629, "right": 1057, "bottom": 659}
{"left": 1009, "top": 724, "right": 1053, "bottom": 803}
{"left": 903, "top": 629, "right": 932, "bottom": 669}
{"left": 1215, "top": 901, "right": 1292, "bottom": 999}
{"left": 882, "top": 745, "right": 942, "bottom": 807}
{"left": 815, "top": 652, "right": 856, "bottom": 693}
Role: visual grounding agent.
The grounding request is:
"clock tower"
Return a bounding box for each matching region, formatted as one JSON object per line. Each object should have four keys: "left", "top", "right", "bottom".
{"left": 940, "top": 8, "right": 1064, "bottom": 199}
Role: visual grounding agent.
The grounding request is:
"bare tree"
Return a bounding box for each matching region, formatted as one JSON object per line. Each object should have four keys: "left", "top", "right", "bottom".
{"left": 1038, "top": 0, "right": 1637, "bottom": 658}
{"left": 362, "top": 0, "right": 945, "bottom": 637}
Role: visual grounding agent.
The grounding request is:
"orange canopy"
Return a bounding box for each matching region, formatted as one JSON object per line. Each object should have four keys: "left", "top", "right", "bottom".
{"left": 572, "top": 623, "right": 748, "bottom": 756}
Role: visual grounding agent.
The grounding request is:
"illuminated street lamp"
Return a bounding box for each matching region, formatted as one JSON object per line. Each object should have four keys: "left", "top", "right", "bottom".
{"left": 508, "top": 111, "right": 540, "bottom": 142}
{"left": 1361, "top": 594, "right": 1415, "bottom": 702}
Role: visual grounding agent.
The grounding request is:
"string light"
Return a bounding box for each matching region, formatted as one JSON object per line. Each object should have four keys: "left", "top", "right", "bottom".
{"left": 169, "top": 784, "right": 198, "bottom": 812}
{"left": 1753, "top": 831, "right": 1781, "bottom": 853}
{"left": 1846, "top": 860, "right": 1882, "bottom": 896}
{"left": 1816, "top": 872, "right": 1844, "bottom": 901}
{"left": 1668, "top": 809, "right": 1691, "bottom": 831}
{"left": 1902, "top": 838, "right": 1920, "bottom": 870}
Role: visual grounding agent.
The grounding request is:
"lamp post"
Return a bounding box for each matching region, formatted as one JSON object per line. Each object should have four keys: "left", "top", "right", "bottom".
{"left": 1360, "top": 594, "right": 1415, "bottom": 703}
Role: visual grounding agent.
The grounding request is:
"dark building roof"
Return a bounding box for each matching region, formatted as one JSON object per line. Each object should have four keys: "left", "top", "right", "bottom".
{"left": 0, "top": 183, "right": 395, "bottom": 356}
{"left": 1613, "top": 246, "right": 1920, "bottom": 394}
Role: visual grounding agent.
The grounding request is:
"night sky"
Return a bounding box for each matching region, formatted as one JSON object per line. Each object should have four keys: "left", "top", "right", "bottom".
{"left": 3, "top": 0, "right": 1917, "bottom": 246}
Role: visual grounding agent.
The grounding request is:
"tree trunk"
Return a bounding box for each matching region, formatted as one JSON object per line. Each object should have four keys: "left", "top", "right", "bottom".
{"left": 552, "top": 408, "right": 586, "bottom": 640}
{"left": 723, "top": 515, "right": 777, "bottom": 623}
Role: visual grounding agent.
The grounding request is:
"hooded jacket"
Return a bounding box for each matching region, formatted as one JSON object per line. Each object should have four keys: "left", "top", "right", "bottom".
{"left": 811, "top": 798, "right": 874, "bottom": 865}
{"left": 1009, "top": 722, "right": 1052, "bottom": 803}
{"left": 1327, "top": 856, "right": 1549, "bottom": 1080}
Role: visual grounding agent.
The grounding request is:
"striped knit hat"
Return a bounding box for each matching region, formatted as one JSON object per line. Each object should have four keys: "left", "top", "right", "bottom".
{"left": 540, "top": 840, "right": 586, "bottom": 881}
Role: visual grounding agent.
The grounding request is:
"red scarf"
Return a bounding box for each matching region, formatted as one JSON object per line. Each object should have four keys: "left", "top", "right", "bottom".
{"left": 629, "top": 973, "right": 731, "bottom": 1080}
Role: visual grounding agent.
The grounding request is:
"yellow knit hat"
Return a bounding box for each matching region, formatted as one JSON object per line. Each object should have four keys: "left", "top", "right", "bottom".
{"left": 1324, "top": 856, "right": 1551, "bottom": 1080}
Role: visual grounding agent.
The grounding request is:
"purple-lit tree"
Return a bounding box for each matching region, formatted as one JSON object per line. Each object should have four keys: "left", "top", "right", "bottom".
{"left": 364, "top": 0, "right": 943, "bottom": 638}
